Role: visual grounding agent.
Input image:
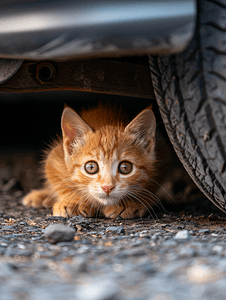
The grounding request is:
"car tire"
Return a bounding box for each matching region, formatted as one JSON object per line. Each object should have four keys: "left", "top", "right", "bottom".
{"left": 149, "top": 0, "right": 226, "bottom": 212}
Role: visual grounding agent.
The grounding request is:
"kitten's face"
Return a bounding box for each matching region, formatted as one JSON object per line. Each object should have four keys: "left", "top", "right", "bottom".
{"left": 70, "top": 130, "right": 155, "bottom": 205}
{"left": 61, "top": 106, "right": 157, "bottom": 206}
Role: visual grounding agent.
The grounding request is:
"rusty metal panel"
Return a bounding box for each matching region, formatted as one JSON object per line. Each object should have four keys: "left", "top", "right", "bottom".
{"left": 0, "top": 60, "right": 155, "bottom": 99}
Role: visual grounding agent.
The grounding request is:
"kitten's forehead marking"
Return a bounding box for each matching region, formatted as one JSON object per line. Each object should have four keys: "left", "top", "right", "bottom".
{"left": 98, "top": 150, "right": 121, "bottom": 178}
{"left": 99, "top": 149, "right": 118, "bottom": 162}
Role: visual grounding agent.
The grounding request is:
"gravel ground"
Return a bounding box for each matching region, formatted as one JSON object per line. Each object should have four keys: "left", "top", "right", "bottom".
{"left": 1, "top": 151, "right": 226, "bottom": 300}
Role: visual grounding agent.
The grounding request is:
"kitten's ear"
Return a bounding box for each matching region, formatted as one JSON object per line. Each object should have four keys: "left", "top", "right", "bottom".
{"left": 61, "top": 107, "right": 92, "bottom": 155}
{"left": 124, "top": 106, "right": 156, "bottom": 148}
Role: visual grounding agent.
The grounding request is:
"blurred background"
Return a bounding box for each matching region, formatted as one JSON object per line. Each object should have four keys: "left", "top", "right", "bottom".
{"left": 0, "top": 91, "right": 154, "bottom": 150}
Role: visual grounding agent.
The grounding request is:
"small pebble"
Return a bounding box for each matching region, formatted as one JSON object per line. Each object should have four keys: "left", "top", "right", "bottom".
{"left": 106, "top": 226, "right": 125, "bottom": 234}
{"left": 177, "top": 224, "right": 185, "bottom": 230}
{"left": 19, "top": 221, "right": 28, "bottom": 226}
{"left": 211, "top": 233, "right": 218, "bottom": 237}
{"left": 199, "top": 229, "right": 210, "bottom": 234}
{"left": 174, "top": 230, "right": 191, "bottom": 240}
{"left": 68, "top": 215, "right": 90, "bottom": 226}
{"left": 44, "top": 224, "right": 76, "bottom": 244}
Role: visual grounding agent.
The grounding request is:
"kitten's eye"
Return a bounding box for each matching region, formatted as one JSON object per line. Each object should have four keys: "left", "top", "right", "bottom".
{"left": 84, "top": 161, "right": 99, "bottom": 174}
{"left": 118, "top": 161, "right": 133, "bottom": 174}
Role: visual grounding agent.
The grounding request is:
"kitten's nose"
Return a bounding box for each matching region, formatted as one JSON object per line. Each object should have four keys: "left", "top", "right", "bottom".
{"left": 102, "top": 185, "right": 115, "bottom": 194}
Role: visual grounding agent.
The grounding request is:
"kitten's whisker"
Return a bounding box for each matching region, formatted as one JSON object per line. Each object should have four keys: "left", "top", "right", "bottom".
{"left": 72, "top": 194, "right": 92, "bottom": 217}
{"left": 130, "top": 184, "right": 168, "bottom": 214}
{"left": 68, "top": 191, "right": 90, "bottom": 207}
{"left": 136, "top": 190, "right": 166, "bottom": 214}
{"left": 64, "top": 190, "right": 91, "bottom": 217}
{"left": 80, "top": 196, "right": 94, "bottom": 217}
{"left": 125, "top": 191, "right": 158, "bottom": 220}
{"left": 138, "top": 193, "right": 164, "bottom": 213}
{"left": 147, "top": 176, "right": 176, "bottom": 204}
{"left": 95, "top": 203, "right": 102, "bottom": 219}
{"left": 132, "top": 191, "right": 161, "bottom": 208}
{"left": 119, "top": 197, "right": 129, "bottom": 217}
{"left": 88, "top": 198, "right": 95, "bottom": 217}
{"left": 130, "top": 185, "right": 163, "bottom": 207}
{"left": 156, "top": 121, "right": 163, "bottom": 128}
{"left": 124, "top": 194, "right": 155, "bottom": 220}
{"left": 129, "top": 186, "right": 166, "bottom": 212}
{"left": 124, "top": 195, "right": 145, "bottom": 218}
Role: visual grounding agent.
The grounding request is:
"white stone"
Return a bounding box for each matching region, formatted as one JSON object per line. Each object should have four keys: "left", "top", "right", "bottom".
{"left": 174, "top": 230, "right": 191, "bottom": 240}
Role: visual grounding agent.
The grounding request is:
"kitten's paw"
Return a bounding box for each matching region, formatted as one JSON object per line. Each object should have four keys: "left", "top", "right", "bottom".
{"left": 103, "top": 204, "right": 147, "bottom": 219}
{"left": 22, "top": 189, "right": 53, "bottom": 208}
{"left": 120, "top": 206, "right": 148, "bottom": 219}
{"left": 78, "top": 202, "right": 102, "bottom": 218}
{"left": 103, "top": 205, "right": 124, "bottom": 218}
{"left": 53, "top": 201, "right": 102, "bottom": 218}
{"left": 53, "top": 201, "right": 78, "bottom": 218}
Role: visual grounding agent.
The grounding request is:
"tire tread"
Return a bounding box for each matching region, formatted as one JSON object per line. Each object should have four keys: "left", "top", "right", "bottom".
{"left": 149, "top": 0, "right": 226, "bottom": 211}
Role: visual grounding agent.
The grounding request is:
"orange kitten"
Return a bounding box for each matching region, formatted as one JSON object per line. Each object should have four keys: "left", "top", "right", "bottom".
{"left": 23, "top": 104, "right": 169, "bottom": 218}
